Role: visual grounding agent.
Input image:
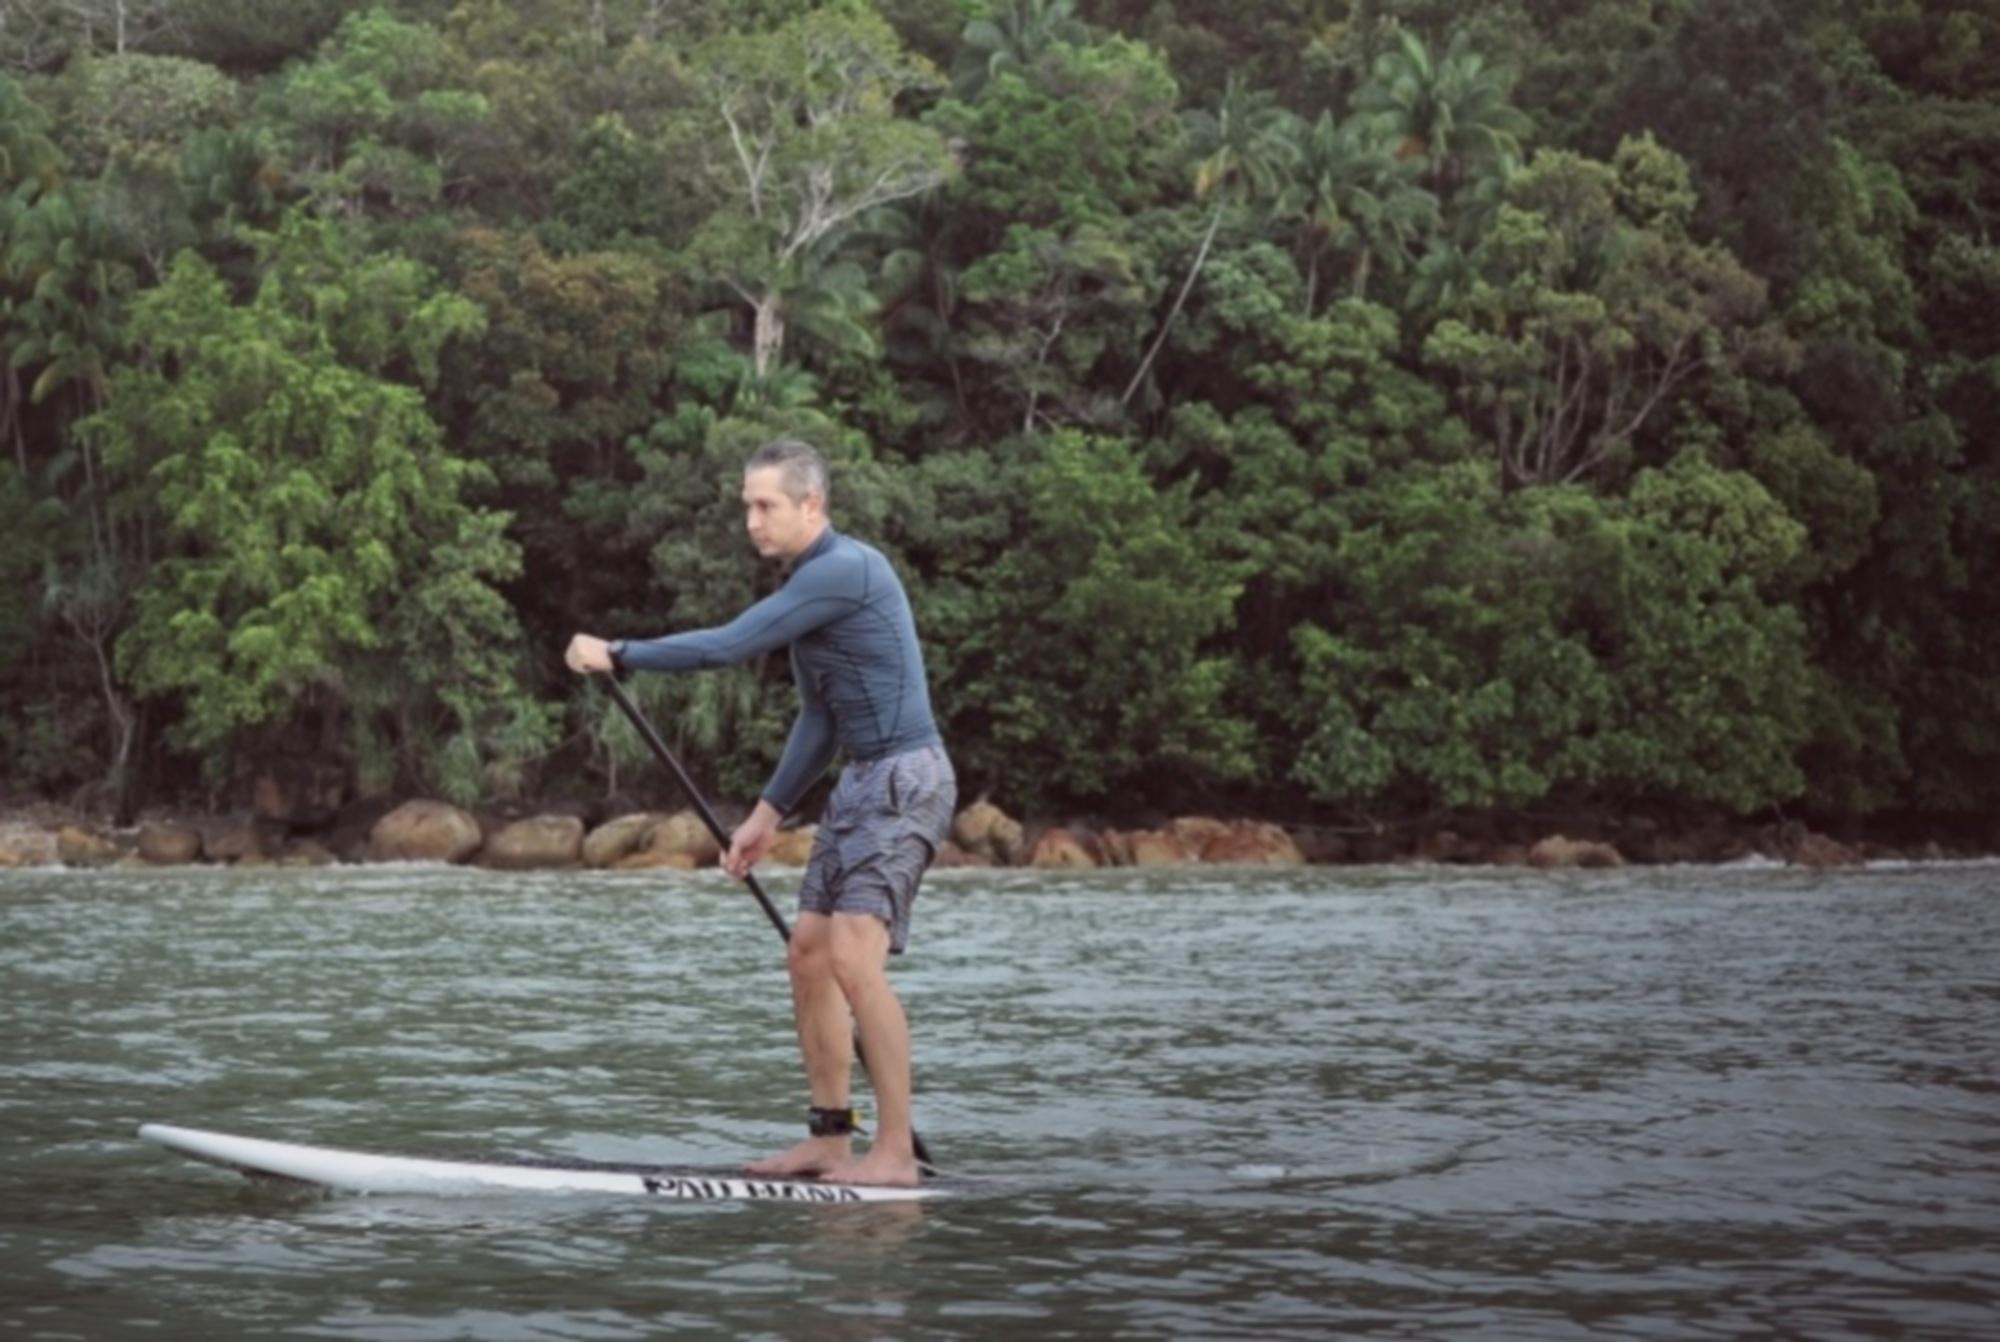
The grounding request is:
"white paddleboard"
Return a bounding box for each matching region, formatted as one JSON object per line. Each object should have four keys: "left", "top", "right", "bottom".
{"left": 139, "top": 1123, "right": 954, "bottom": 1202}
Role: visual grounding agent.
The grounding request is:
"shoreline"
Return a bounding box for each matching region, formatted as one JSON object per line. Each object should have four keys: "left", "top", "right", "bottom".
{"left": 2, "top": 797, "right": 1990, "bottom": 874}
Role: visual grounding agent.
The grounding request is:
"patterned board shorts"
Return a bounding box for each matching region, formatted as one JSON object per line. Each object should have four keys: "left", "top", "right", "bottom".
{"left": 797, "top": 743, "right": 956, "bottom": 955}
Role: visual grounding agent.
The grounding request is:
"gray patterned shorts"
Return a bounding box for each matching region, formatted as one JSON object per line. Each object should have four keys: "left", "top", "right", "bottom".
{"left": 797, "top": 744, "right": 955, "bottom": 955}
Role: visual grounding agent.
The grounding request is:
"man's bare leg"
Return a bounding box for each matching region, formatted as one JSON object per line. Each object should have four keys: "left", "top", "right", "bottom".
{"left": 820, "top": 913, "right": 921, "bottom": 1187}
{"left": 745, "top": 913, "right": 855, "bottom": 1176}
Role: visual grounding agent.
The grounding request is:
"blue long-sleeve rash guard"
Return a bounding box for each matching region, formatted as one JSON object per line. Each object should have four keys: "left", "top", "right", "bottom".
{"left": 615, "top": 529, "right": 942, "bottom": 815}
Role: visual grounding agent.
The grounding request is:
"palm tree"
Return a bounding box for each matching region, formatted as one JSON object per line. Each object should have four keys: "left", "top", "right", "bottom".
{"left": 1120, "top": 76, "right": 1297, "bottom": 408}
{"left": 1289, "top": 111, "right": 1438, "bottom": 311}
{"left": 953, "top": 0, "right": 1090, "bottom": 98}
{"left": 1352, "top": 28, "right": 1530, "bottom": 208}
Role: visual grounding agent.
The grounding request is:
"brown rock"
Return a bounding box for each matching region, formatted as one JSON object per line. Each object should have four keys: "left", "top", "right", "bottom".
{"left": 1790, "top": 831, "right": 1862, "bottom": 870}
{"left": 1028, "top": 827, "right": 1097, "bottom": 869}
{"left": 1201, "top": 821, "right": 1306, "bottom": 866}
{"left": 614, "top": 848, "right": 698, "bottom": 871}
{"left": 138, "top": 822, "right": 203, "bottom": 865}
{"left": 952, "top": 800, "right": 1025, "bottom": 865}
{"left": 483, "top": 814, "right": 584, "bottom": 870}
{"left": 1126, "top": 830, "right": 1193, "bottom": 867}
{"left": 642, "top": 810, "right": 721, "bottom": 866}
{"left": 204, "top": 818, "right": 265, "bottom": 864}
{"left": 1096, "top": 829, "right": 1135, "bottom": 866}
{"left": 1527, "top": 835, "right": 1626, "bottom": 869}
{"left": 1166, "top": 816, "right": 1231, "bottom": 854}
{"left": 766, "top": 826, "right": 817, "bottom": 866}
{"left": 282, "top": 839, "right": 339, "bottom": 867}
{"left": 58, "top": 825, "right": 119, "bottom": 869}
{"left": 930, "top": 839, "right": 983, "bottom": 868}
{"left": 582, "top": 813, "right": 656, "bottom": 868}
{"left": 367, "top": 800, "right": 482, "bottom": 864}
{"left": 0, "top": 824, "right": 57, "bottom": 867}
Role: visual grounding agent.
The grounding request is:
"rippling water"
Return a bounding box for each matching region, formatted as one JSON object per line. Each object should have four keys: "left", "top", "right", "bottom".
{"left": 3, "top": 861, "right": 1997, "bottom": 1339}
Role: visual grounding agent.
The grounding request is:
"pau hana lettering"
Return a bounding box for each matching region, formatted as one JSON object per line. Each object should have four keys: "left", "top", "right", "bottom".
{"left": 641, "top": 1174, "right": 864, "bottom": 1202}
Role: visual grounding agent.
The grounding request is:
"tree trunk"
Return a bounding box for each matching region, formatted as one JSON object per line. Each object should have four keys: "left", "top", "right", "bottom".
{"left": 752, "top": 291, "right": 787, "bottom": 380}
{"left": 1121, "top": 200, "right": 1223, "bottom": 409}
{"left": 1351, "top": 248, "right": 1373, "bottom": 300}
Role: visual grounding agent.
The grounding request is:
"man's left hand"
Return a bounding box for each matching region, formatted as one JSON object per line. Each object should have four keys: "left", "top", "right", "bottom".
{"left": 724, "top": 801, "right": 782, "bottom": 879}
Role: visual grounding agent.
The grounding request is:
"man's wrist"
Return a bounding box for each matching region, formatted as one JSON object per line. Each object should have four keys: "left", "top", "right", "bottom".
{"left": 606, "top": 638, "right": 626, "bottom": 670}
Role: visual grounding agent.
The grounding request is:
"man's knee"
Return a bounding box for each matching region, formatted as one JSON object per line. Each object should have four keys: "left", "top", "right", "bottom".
{"left": 825, "top": 914, "right": 890, "bottom": 995}
{"left": 788, "top": 914, "right": 835, "bottom": 982}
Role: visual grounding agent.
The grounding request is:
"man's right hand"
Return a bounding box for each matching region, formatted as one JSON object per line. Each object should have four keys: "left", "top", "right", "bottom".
{"left": 566, "top": 634, "right": 615, "bottom": 675}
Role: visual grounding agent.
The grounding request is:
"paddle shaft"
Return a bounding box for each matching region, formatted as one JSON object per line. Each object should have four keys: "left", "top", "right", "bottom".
{"left": 598, "top": 672, "right": 936, "bottom": 1171}
{"left": 603, "top": 674, "right": 790, "bottom": 941}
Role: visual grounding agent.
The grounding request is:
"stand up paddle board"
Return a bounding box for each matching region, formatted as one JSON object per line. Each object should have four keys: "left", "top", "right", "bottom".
{"left": 139, "top": 1123, "right": 956, "bottom": 1202}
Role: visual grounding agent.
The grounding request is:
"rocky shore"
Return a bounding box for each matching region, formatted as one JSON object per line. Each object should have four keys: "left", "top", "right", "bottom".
{"left": 1, "top": 795, "right": 1975, "bottom": 874}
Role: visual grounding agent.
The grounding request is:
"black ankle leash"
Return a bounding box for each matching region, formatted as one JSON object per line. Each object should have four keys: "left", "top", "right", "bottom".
{"left": 807, "top": 1105, "right": 863, "bottom": 1137}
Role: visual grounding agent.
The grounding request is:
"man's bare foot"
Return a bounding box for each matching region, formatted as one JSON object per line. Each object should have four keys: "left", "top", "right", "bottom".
{"left": 745, "top": 1135, "right": 849, "bottom": 1178}
{"left": 820, "top": 1144, "right": 921, "bottom": 1188}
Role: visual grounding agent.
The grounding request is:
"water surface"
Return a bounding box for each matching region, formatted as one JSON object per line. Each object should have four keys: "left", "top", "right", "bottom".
{"left": 3, "top": 861, "right": 1996, "bottom": 1339}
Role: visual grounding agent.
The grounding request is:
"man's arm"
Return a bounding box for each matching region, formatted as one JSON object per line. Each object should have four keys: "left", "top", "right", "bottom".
{"left": 725, "top": 648, "right": 837, "bottom": 875}
{"left": 613, "top": 558, "right": 860, "bottom": 673}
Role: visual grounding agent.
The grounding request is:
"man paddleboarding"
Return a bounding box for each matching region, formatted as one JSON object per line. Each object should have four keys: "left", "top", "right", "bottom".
{"left": 565, "top": 439, "right": 954, "bottom": 1188}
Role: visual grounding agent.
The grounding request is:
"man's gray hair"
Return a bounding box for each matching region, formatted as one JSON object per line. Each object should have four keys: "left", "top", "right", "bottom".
{"left": 745, "top": 438, "right": 830, "bottom": 506}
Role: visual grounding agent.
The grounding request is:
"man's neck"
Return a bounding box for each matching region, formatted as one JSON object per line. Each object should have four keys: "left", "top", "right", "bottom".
{"left": 784, "top": 520, "right": 833, "bottom": 567}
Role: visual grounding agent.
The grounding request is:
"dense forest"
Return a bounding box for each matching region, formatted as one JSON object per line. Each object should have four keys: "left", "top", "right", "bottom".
{"left": 1, "top": 0, "right": 1994, "bottom": 836}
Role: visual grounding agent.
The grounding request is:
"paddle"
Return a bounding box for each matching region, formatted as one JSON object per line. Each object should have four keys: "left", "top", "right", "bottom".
{"left": 598, "top": 672, "right": 937, "bottom": 1173}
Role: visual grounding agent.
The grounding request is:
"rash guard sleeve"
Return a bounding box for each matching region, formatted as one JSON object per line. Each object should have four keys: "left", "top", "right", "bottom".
{"left": 615, "top": 554, "right": 861, "bottom": 672}
{"left": 762, "top": 646, "right": 838, "bottom": 815}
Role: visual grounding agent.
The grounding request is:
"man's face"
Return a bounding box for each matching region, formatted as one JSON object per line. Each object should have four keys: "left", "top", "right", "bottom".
{"left": 742, "top": 466, "right": 823, "bottom": 560}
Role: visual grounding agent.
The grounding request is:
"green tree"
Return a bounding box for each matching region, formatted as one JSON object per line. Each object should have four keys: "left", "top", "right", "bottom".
{"left": 1121, "top": 74, "right": 1297, "bottom": 408}
{"left": 1351, "top": 27, "right": 1530, "bottom": 208}
{"left": 684, "top": 7, "right": 956, "bottom": 379}
{"left": 1422, "top": 139, "right": 1784, "bottom": 487}
{"left": 951, "top": 0, "right": 1090, "bottom": 97}
{"left": 1287, "top": 110, "right": 1437, "bottom": 310}
{"left": 79, "top": 226, "right": 548, "bottom": 801}
{"left": 961, "top": 430, "right": 1251, "bottom": 803}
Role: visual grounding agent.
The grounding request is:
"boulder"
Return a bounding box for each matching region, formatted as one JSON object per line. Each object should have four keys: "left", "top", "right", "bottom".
{"left": 1527, "top": 835, "right": 1626, "bottom": 870}
{"left": 204, "top": 817, "right": 266, "bottom": 864}
{"left": 642, "top": 810, "right": 721, "bottom": 866}
{"left": 0, "top": 824, "right": 58, "bottom": 867}
{"left": 1201, "top": 821, "right": 1306, "bottom": 866}
{"left": 1096, "top": 829, "right": 1135, "bottom": 867}
{"left": 57, "top": 825, "right": 119, "bottom": 868}
{"left": 1125, "top": 829, "right": 1193, "bottom": 868}
{"left": 1166, "top": 815, "right": 1231, "bottom": 855}
{"left": 1028, "top": 827, "right": 1097, "bottom": 869}
{"left": 138, "top": 822, "right": 203, "bottom": 865}
{"left": 367, "top": 800, "right": 482, "bottom": 864}
{"left": 1789, "top": 830, "right": 1862, "bottom": 870}
{"left": 765, "top": 826, "right": 817, "bottom": 866}
{"left": 281, "top": 839, "right": 339, "bottom": 867}
{"left": 952, "top": 800, "right": 1025, "bottom": 865}
{"left": 930, "top": 839, "right": 982, "bottom": 868}
{"left": 1489, "top": 843, "right": 1532, "bottom": 867}
{"left": 483, "top": 814, "right": 585, "bottom": 870}
{"left": 582, "top": 813, "right": 657, "bottom": 868}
